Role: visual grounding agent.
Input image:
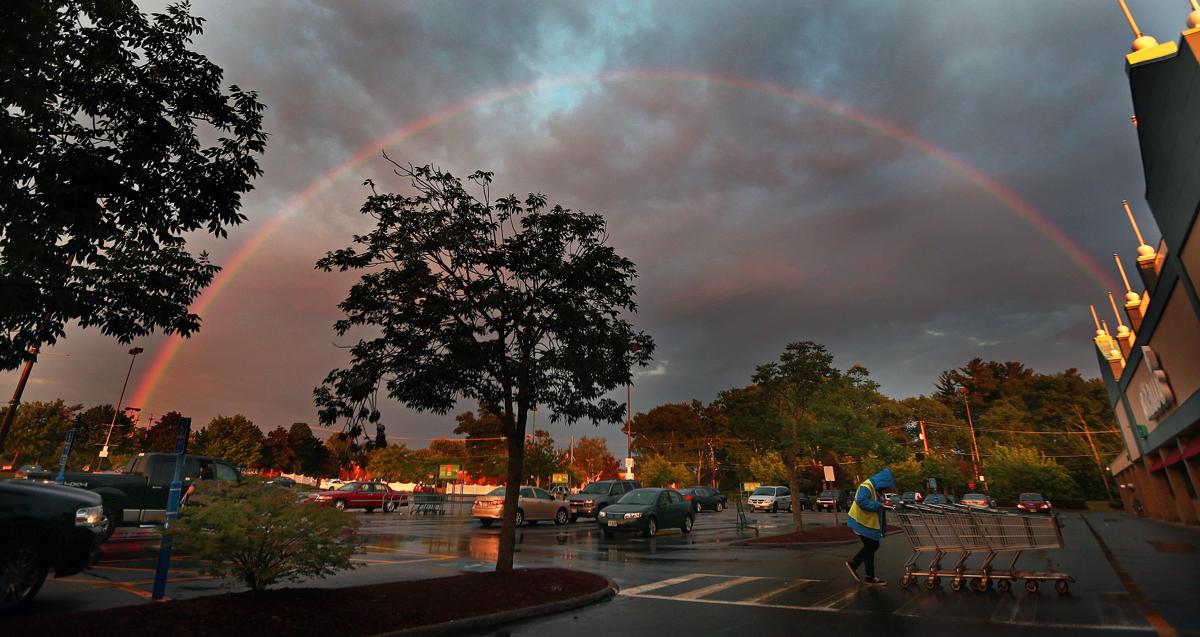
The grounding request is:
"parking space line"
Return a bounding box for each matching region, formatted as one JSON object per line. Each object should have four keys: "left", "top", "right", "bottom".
{"left": 619, "top": 573, "right": 708, "bottom": 596}
{"left": 675, "top": 576, "right": 762, "bottom": 600}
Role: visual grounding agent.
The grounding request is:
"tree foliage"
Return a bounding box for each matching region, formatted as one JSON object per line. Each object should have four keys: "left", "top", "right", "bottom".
{"left": 570, "top": 436, "right": 619, "bottom": 483}
{"left": 638, "top": 454, "right": 695, "bottom": 488}
{"left": 194, "top": 414, "right": 263, "bottom": 467}
{"left": 314, "top": 163, "right": 652, "bottom": 571}
{"left": 263, "top": 426, "right": 298, "bottom": 472}
{"left": 984, "top": 445, "right": 1077, "bottom": 502}
{"left": 169, "top": 482, "right": 357, "bottom": 591}
{"left": 0, "top": 0, "right": 267, "bottom": 369}
{"left": 2, "top": 400, "right": 77, "bottom": 464}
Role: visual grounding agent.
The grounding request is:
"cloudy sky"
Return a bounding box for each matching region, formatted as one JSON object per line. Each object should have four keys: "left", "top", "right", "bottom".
{"left": 6, "top": 1, "right": 1187, "bottom": 454}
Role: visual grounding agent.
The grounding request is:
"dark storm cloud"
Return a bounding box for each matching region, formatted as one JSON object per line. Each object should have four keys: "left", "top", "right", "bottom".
{"left": 6, "top": 0, "right": 1186, "bottom": 452}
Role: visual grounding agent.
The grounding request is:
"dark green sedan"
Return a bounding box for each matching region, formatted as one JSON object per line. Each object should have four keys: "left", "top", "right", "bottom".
{"left": 597, "top": 488, "right": 694, "bottom": 538}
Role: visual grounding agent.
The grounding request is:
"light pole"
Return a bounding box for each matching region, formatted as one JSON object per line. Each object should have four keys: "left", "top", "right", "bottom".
{"left": 99, "top": 347, "right": 143, "bottom": 467}
{"left": 958, "top": 387, "right": 986, "bottom": 492}
{"left": 625, "top": 342, "right": 640, "bottom": 476}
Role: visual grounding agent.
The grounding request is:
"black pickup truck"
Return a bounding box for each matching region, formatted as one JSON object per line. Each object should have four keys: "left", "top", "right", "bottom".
{"left": 1, "top": 479, "right": 106, "bottom": 610}
{"left": 24, "top": 453, "right": 241, "bottom": 541}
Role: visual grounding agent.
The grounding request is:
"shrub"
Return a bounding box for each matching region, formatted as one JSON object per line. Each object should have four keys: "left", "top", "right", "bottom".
{"left": 167, "top": 481, "right": 358, "bottom": 591}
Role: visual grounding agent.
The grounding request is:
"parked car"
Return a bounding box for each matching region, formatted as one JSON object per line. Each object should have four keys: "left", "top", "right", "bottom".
{"left": 1, "top": 479, "right": 106, "bottom": 610}
{"left": 748, "top": 486, "right": 792, "bottom": 513}
{"left": 309, "top": 481, "right": 407, "bottom": 512}
{"left": 678, "top": 486, "right": 727, "bottom": 512}
{"left": 792, "top": 492, "right": 814, "bottom": 511}
{"left": 961, "top": 493, "right": 994, "bottom": 509}
{"left": 598, "top": 488, "right": 694, "bottom": 538}
{"left": 550, "top": 485, "right": 570, "bottom": 499}
{"left": 883, "top": 493, "right": 902, "bottom": 509}
{"left": 816, "top": 489, "right": 849, "bottom": 512}
{"left": 265, "top": 476, "right": 296, "bottom": 488}
{"left": 565, "top": 479, "right": 641, "bottom": 521}
{"left": 23, "top": 453, "right": 240, "bottom": 542}
{"left": 900, "top": 491, "right": 924, "bottom": 507}
{"left": 323, "top": 478, "right": 346, "bottom": 490}
{"left": 1017, "top": 492, "right": 1053, "bottom": 514}
{"left": 472, "top": 486, "right": 571, "bottom": 526}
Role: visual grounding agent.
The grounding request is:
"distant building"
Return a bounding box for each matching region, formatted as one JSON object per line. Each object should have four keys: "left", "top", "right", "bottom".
{"left": 1095, "top": 13, "right": 1200, "bottom": 527}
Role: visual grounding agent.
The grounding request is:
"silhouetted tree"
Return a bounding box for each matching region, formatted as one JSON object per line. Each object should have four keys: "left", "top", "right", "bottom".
{"left": 315, "top": 163, "right": 652, "bottom": 571}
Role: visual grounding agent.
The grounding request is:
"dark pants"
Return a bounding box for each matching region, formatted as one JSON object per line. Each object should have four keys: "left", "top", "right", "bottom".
{"left": 851, "top": 536, "right": 879, "bottom": 577}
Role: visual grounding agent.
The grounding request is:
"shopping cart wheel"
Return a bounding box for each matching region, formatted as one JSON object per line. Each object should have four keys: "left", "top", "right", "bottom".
{"left": 972, "top": 578, "right": 991, "bottom": 592}
{"left": 997, "top": 579, "right": 1012, "bottom": 592}
{"left": 901, "top": 575, "right": 911, "bottom": 589}
{"left": 1054, "top": 580, "right": 1069, "bottom": 594}
{"left": 950, "top": 578, "right": 963, "bottom": 592}
{"left": 1025, "top": 580, "right": 1039, "bottom": 593}
{"left": 925, "top": 576, "right": 939, "bottom": 590}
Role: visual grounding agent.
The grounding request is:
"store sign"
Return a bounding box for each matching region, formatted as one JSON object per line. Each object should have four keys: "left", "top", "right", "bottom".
{"left": 551, "top": 473, "right": 568, "bottom": 485}
{"left": 437, "top": 464, "right": 461, "bottom": 480}
{"left": 1136, "top": 346, "right": 1175, "bottom": 423}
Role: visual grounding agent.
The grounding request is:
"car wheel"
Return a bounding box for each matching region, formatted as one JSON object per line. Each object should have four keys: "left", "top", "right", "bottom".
{"left": 555, "top": 508, "right": 569, "bottom": 526}
{"left": 480, "top": 518, "right": 494, "bottom": 527}
{"left": 643, "top": 516, "right": 658, "bottom": 537}
{"left": 694, "top": 502, "right": 702, "bottom": 513}
{"left": 334, "top": 499, "right": 347, "bottom": 511}
{"left": 365, "top": 507, "right": 375, "bottom": 514}
{"left": 384, "top": 501, "right": 398, "bottom": 513}
{"left": 514, "top": 509, "right": 524, "bottom": 526}
{"left": 681, "top": 515, "right": 693, "bottom": 534}
{"left": 716, "top": 501, "right": 724, "bottom": 512}
{"left": 788, "top": 501, "right": 793, "bottom": 513}
{"left": 0, "top": 540, "right": 48, "bottom": 611}
{"left": 100, "top": 506, "right": 118, "bottom": 543}
{"left": 771, "top": 502, "right": 778, "bottom": 514}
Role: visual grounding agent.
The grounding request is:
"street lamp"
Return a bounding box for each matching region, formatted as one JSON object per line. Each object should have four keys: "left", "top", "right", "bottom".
{"left": 99, "top": 347, "right": 144, "bottom": 467}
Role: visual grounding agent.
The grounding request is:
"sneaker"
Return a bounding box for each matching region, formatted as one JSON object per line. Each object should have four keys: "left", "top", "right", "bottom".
{"left": 862, "top": 577, "right": 888, "bottom": 587}
{"left": 845, "top": 561, "right": 861, "bottom": 583}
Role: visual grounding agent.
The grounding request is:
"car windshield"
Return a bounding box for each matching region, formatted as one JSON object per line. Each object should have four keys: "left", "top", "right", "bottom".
{"left": 1019, "top": 493, "right": 1044, "bottom": 502}
{"left": 963, "top": 494, "right": 987, "bottom": 501}
{"left": 487, "top": 487, "right": 505, "bottom": 496}
{"left": 751, "top": 487, "right": 775, "bottom": 496}
{"left": 337, "top": 483, "right": 358, "bottom": 491}
{"left": 580, "top": 482, "right": 611, "bottom": 494}
{"left": 619, "top": 489, "right": 660, "bottom": 505}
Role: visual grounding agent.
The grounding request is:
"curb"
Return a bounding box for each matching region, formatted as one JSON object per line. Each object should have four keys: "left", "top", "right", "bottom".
{"left": 371, "top": 577, "right": 618, "bottom": 637}
{"left": 734, "top": 538, "right": 861, "bottom": 548}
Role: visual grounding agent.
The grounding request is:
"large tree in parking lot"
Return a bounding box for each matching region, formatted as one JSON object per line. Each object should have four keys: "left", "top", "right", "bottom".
{"left": 0, "top": 0, "right": 266, "bottom": 454}
{"left": 315, "top": 162, "right": 652, "bottom": 572}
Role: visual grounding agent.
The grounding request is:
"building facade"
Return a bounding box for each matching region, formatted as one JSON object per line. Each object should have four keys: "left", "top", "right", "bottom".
{"left": 1095, "top": 17, "right": 1200, "bottom": 527}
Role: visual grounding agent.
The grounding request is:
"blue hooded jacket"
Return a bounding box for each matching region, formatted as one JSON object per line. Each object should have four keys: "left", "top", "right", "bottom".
{"left": 846, "top": 468, "right": 895, "bottom": 540}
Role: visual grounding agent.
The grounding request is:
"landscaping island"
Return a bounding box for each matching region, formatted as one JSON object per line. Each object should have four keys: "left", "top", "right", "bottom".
{"left": 3, "top": 568, "right": 613, "bottom": 637}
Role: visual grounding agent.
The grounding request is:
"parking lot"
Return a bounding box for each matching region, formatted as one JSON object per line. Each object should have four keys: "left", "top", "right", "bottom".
{"left": 20, "top": 505, "right": 1200, "bottom": 636}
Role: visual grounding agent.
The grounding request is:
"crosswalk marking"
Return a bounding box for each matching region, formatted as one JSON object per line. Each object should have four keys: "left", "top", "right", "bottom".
{"left": 675, "top": 576, "right": 762, "bottom": 600}
{"left": 620, "top": 573, "right": 708, "bottom": 596}
{"left": 742, "top": 578, "right": 819, "bottom": 604}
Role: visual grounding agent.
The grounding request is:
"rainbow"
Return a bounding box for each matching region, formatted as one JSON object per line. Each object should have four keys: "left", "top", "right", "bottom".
{"left": 128, "top": 68, "right": 1118, "bottom": 414}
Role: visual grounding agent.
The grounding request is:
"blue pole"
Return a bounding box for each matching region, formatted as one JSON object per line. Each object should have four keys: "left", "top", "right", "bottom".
{"left": 152, "top": 417, "right": 191, "bottom": 600}
{"left": 55, "top": 429, "right": 76, "bottom": 485}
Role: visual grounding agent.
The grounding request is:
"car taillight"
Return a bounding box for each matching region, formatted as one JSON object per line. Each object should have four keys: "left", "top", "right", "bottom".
{"left": 684, "top": 495, "right": 693, "bottom": 500}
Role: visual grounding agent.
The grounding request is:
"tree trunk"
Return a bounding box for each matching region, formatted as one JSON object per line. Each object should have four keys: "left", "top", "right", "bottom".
{"left": 785, "top": 455, "right": 804, "bottom": 531}
{"left": 495, "top": 422, "right": 526, "bottom": 572}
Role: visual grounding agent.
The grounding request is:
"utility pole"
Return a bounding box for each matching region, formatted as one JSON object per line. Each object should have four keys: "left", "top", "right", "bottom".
{"left": 959, "top": 387, "right": 986, "bottom": 492}
{"left": 0, "top": 347, "right": 39, "bottom": 456}
{"left": 918, "top": 420, "right": 930, "bottom": 456}
{"left": 1073, "top": 404, "right": 1114, "bottom": 500}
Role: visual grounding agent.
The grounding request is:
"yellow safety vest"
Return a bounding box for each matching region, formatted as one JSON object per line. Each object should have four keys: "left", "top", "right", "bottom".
{"left": 847, "top": 479, "right": 879, "bottom": 530}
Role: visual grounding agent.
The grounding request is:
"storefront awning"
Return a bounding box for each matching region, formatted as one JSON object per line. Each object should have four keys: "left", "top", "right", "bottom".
{"left": 1148, "top": 448, "right": 1183, "bottom": 472}
{"left": 1183, "top": 437, "right": 1200, "bottom": 460}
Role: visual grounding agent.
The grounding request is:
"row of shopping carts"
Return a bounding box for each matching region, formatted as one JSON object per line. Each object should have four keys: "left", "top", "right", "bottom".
{"left": 896, "top": 503, "right": 1074, "bottom": 594}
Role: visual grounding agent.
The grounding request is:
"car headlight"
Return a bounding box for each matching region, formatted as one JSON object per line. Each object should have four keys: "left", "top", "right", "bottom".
{"left": 624, "top": 512, "right": 642, "bottom": 519}
{"left": 582, "top": 500, "right": 594, "bottom": 505}
{"left": 598, "top": 511, "right": 606, "bottom": 518}
{"left": 76, "top": 505, "right": 105, "bottom": 528}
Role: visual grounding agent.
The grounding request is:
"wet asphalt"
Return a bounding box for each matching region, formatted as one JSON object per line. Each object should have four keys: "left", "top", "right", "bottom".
{"left": 13, "top": 505, "right": 1200, "bottom": 636}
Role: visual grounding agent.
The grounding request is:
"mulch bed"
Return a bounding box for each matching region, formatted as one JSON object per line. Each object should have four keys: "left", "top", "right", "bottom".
{"left": 745, "top": 524, "right": 902, "bottom": 544}
{"left": 2, "top": 568, "right": 609, "bottom": 637}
